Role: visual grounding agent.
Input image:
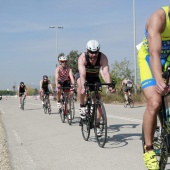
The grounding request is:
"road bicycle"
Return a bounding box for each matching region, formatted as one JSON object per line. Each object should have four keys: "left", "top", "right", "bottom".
{"left": 58, "top": 86, "right": 74, "bottom": 125}
{"left": 43, "top": 92, "right": 52, "bottom": 114}
{"left": 81, "top": 82, "right": 115, "bottom": 148}
{"left": 20, "top": 93, "right": 25, "bottom": 110}
{"left": 142, "top": 66, "right": 170, "bottom": 170}
{"left": 123, "top": 89, "right": 134, "bottom": 108}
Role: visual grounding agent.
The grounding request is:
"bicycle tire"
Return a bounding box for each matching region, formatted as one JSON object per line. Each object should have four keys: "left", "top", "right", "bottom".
{"left": 94, "top": 102, "right": 107, "bottom": 148}
{"left": 129, "top": 99, "right": 134, "bottom": 108}
{"left": 70, "top": 99, "right": 75, "bottom": 120}
{"left": 159, "top": 130, "right": 169, "bottom": 170}
{"left": 123, "top": 99, "right": 127, "bottom": 108}
{"left": 21, "top": 97, "right": 24, "bottom": 110}
{"left": 44, "top": 98, "right": 48, "bottom": 114}
{"left": 60, "top": 108, "right": 65, "bottom": 123}
{"left": 81, "top": 116, "right": 91, "bottom": 141}
{"left": 67, "top": 112, "right": 72, "bottom": 125}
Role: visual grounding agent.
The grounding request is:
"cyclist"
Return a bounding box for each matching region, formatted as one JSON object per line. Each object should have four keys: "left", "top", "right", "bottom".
{"left": 120, "top": 79, "right": 133, "bottom": 105}
{"left": 18, "top": 82, "right": 27, "bottom": 108}
{"left": 138, "top": 6, "right": 170, "bottom": 170}
{"left": 39, "top": 75, "right": 53, "bottom": 108}
{"left": 55, "top": 56, "right": 75, "bottom": 113}
{"left": 78, "top": 40, "right": 116, "bottom": 136}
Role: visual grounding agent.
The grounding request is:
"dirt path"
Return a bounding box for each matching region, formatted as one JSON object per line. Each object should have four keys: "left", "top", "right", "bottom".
{"left": 0, "top": 112, "right": 11, "bottom": 170}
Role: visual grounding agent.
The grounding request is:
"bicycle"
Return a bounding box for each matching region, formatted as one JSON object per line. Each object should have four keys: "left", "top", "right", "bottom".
{"left": 142, "top": 66, "right": 170, "bottom": 170}
{"left": 123, "top": 89, "right": 134, "bottom": 108}
{"left": 43, "top": 92, "right": 52, "bottom": 114}
{"left": 20, "top": 93, "right": 25, "bottom": 110}
{"left": 81, "top": 82, "right": 115, "bottom": 148}
{"left": 58, "top": 86, "right": 73, "bottom": 125}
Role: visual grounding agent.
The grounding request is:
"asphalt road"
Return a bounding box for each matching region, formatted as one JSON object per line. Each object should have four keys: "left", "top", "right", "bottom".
{"left": 0, "top": 97, "right": 170, "bottom": 170}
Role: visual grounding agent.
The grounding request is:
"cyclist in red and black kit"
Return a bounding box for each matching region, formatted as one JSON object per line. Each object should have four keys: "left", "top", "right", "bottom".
{"left": 55, "top": 56, "right": 75, "bottom": 108}
{"left": 18, "top": 82, "right": 27, "bottom": 108}
{"left": 40, "top": 75, "right": 54, "bottom": 106}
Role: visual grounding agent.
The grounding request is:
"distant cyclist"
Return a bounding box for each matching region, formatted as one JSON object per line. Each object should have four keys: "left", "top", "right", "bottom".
{"left": 39, "top": 75, "right": 54, "bottom": 107}
{"left": 55, "top": 56, "right": 75, "bottom": 109}
{"left": 120, "top": 79, "right": 133, "bottom": 105}
{"left": 138, "top": 6, "right": 170, "bottom": 170}
{"left": 18, "top": 82, "right": 27, "bottom": 108}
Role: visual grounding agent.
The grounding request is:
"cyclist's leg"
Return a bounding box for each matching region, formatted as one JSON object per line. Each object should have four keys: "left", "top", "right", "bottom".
{"left": 19, "top": 93, "right": 22, "bottom": 107}
{"left": 139, "top": 48, "right": 160, "bottom": 169}
{"left": 57, "top": 84, "right": 62, "bottom": 108}
{"left": 124, "top": 88, "right": 128, "bottom": 104}
{"left": 41, "top": 91, "right": 45, "bottom": 105}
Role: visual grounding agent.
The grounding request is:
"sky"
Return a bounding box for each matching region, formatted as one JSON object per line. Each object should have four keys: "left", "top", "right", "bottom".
{"left": 0, "top": 0, "right": 169, "bottom": 90}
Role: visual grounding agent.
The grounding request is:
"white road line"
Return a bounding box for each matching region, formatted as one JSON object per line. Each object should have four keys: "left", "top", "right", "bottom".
{"left": 27, "top": 102, "right": 143, "bottom": 123}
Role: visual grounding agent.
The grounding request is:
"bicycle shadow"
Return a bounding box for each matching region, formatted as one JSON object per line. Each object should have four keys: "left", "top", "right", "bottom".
{"left": 105, "top": 123, "right": 141, "bottom": 149}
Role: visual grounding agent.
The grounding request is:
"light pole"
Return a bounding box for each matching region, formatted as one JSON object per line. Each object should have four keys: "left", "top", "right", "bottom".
{"left": 133, "top": 0, "right": 137, "bottom": 94}
{"left": 49, "top": 26, "right": 63, "bottom": 65}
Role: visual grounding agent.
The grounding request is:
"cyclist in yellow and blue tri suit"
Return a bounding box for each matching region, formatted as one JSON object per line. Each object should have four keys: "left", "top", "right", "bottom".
{"left": 138, "top": 6, "right": 170, "bottom": 170}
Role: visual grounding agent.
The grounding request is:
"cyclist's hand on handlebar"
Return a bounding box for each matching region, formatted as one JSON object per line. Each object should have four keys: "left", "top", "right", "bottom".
{"left": 108, "top": 87, "right": 116, "bottom": 93}
{"left": 156, "top": 80, "right": 168, "bottom": 95}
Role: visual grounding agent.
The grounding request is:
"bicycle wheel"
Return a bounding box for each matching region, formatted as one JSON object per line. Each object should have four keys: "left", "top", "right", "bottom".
{"left": 21, "top": 97, "right": 24, "bottom": 110}
{"left": 67, "top": 112, "right": 72, "bottom": 125}
{"left": 44, "top": 99, "right": 48, "bottom": 114}
{"left": 123, "top": 99, "right": 127, "bottom": 108}
{"left": 129, "top": 98, "right": 134, "bottom": 108}
{"left": 59, "top": 108, "right": 65, "bottom": 123}
{"left": 70, "top": 99, "right": 75, "bottom": 120}
{"left": 159, "top": 130, "right": 169, "bottom": 170}
{"left": 81, "top": 116, "right": 91, "bottom": 141}
{"left": 94, "top": 102, "right": 107, "bottom": 148}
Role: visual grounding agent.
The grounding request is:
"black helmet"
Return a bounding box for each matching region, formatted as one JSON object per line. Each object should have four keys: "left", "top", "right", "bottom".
{"left": 20, "top": 82, "right": 24, "bottom": 86}
{"left": 43, "top": 75, "right": 48, "bottom": 80}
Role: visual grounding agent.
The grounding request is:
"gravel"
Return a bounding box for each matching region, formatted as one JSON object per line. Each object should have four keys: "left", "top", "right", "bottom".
{"left": 0, "top": 112, "right": 11, "bottom": 170}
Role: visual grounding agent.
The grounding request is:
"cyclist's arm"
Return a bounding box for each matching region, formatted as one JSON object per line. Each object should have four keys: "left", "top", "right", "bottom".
{"left": 48, "top": 81, "right": 54, "bottom": 93}
{"left": 78, "top": 53, "right": 86, "bottom": 92}
{"left": 100, "top": 54, "right": 112, "bottom": 84}
{"left": 55, "top": 67, "right": 59, "bottom": 89}
{"left": 148, "top": 9, "right": 166, "bottom": 93}
{"left": 18, "top": 86, "right": 20, "bottom": 96}
{"left": 40, "top": 80, "right": 43, "bottom": 92}
{"left": 68, "top": 68, "right": 75, "bottom": 85}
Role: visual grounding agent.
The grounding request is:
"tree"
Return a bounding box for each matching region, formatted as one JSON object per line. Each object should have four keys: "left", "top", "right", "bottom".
{"left": 67, "top": 50, "right": 80, "bottom": 74}
{"left": 110, "top": 58, "right": 134, "bottom": 86}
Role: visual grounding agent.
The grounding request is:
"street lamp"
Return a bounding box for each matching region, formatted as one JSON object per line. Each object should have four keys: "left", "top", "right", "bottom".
{"left": 49, "top": 26, "right": 63, "bottom": 64}
{"left": 133, "top": 0, "right": 137, "bottom": 94}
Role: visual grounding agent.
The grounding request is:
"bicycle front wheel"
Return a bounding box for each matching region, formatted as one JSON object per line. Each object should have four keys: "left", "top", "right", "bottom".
{"left": 44, "top": 99, "right": 48, "bottom": 114}
{"left": 81, "top": 117, "right": 90, "bottom": 141}
{"left": 94, "top": 102, "right": 107, "bottom": 148}
{"left": 60, "top": 108, "right": 65, "bottom": 123}
{"left": 129, "top": 98, "right": 134, "bottom": 108}
{"left": 70, "top": 99, "right": 75, "bottom": 120}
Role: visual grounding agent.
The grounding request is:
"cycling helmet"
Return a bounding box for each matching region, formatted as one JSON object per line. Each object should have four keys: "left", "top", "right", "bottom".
{"left": 43, "top": 75, "right": 48, "bottom": 80}
{"left": 59, "top": 56, "right": 67, "bottom": 61}
{"left": 86, "top": 40, "right": 100, "bottom": 52}
{"left": 20, "top": 82, "right": 24, "bottom": 86}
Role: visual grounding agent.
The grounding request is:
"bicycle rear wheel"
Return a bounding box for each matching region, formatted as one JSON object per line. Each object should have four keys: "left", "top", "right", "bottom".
{"left": 94, "top": 102, "right": 107, "bottom": 148}
{"left": 81, "top": 116, "right": 90, "bottom": 141}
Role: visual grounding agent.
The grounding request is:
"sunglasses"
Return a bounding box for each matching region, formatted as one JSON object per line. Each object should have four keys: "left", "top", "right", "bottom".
{"left": 60, "top": 61, "right": 67, "bottom": 63}
{"left": 88, "top": 50, "right": 99, "bottom": 54}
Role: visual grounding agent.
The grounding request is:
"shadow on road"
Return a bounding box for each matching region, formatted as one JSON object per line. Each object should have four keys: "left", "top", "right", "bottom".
{"left": 105, "top": 123, "right": 141, "bottom": 149}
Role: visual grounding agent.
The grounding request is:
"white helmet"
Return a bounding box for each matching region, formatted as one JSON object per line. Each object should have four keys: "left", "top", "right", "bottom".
{"left": 86, "top": 40, "right": 100, "bottom": 52}
{"left": 59, "top": 55, "right": 67, "bottom": 61}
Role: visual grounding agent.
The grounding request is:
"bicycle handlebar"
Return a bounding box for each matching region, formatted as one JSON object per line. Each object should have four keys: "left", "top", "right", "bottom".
{"left": 84, "top": 82, "right": 115, "bottom": 88}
